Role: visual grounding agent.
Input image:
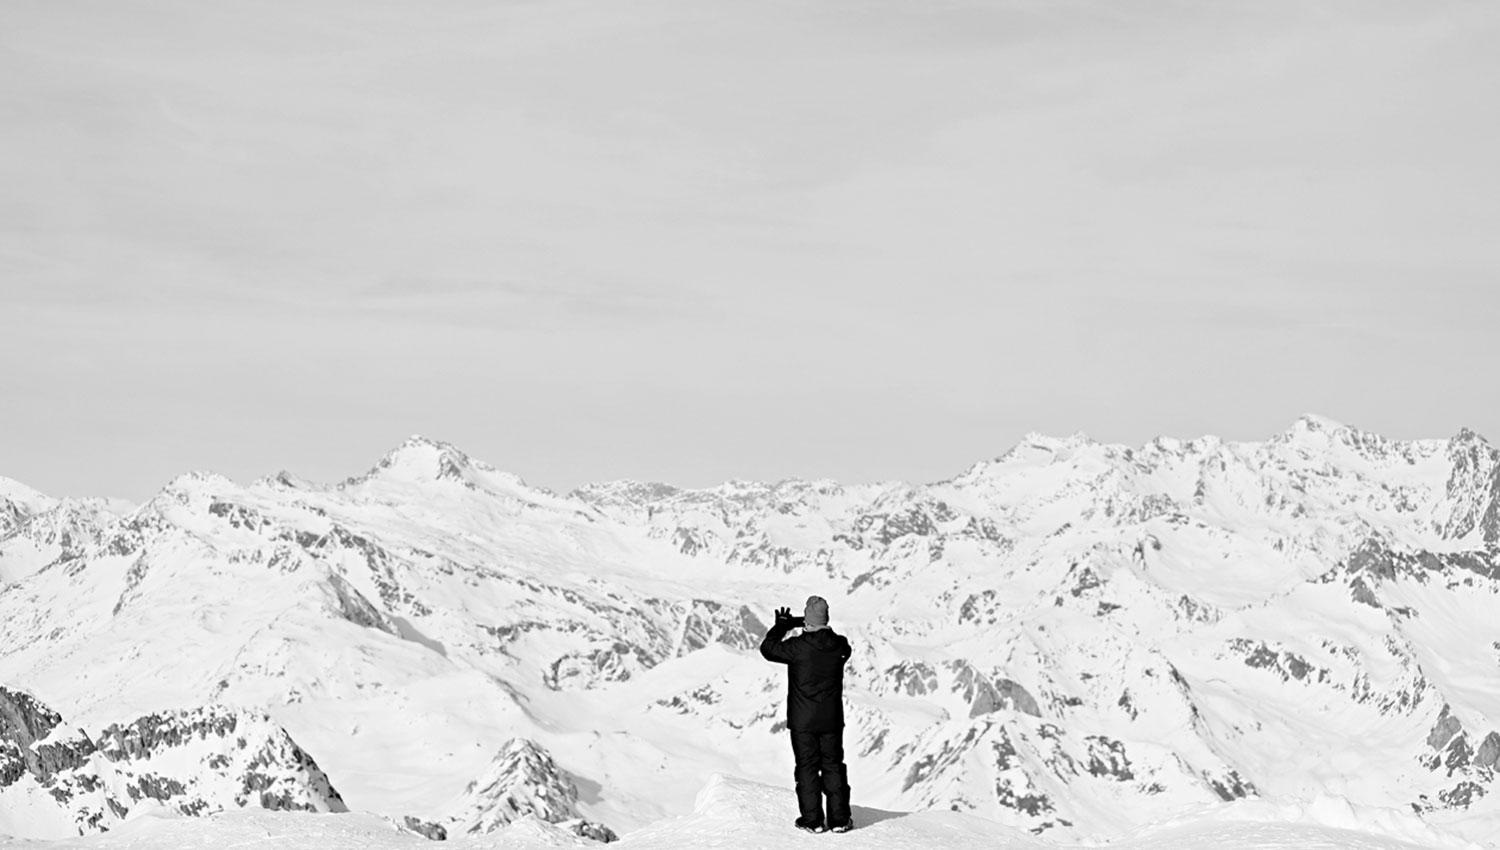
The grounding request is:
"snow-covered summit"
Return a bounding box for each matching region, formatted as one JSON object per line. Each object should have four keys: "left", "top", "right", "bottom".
{"left": 346, "top": 435, "right": 543, "bottom": 496}
{"left": 357, "top": 435, "right": 498, "bottom": 484}
{"left": 336, "top": 435, "right": 594, "bottom": 525}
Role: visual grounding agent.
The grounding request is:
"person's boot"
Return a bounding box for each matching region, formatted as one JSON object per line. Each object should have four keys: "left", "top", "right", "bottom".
{"left": 828, "top": 819, "right": 853, "bottom": 833}
{"left": 794, "top": 817, "right": 826, "bottom": 834}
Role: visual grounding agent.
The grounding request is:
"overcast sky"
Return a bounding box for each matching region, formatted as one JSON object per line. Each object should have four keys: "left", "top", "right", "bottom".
{"left": 3, "top": 0, "right": 1499, "bottom": 500}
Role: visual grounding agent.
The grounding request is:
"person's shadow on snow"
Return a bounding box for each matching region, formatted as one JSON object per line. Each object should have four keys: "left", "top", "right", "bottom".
{"left": 849, "top": 804, "right": 906, "bottom": 828}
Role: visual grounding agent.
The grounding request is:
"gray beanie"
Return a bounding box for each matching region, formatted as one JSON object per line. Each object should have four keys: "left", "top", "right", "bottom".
{"left": 804, "top": 595, "right": 829, "bottom": 628}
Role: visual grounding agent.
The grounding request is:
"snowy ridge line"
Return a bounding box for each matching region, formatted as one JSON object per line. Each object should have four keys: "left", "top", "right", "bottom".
{"left": 2, "top": 417, "right": 1500, "bottom": 844}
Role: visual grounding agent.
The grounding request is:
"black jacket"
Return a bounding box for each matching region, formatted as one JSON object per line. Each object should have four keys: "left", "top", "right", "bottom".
{"left": 760, "top": 622, "right": 852, "bottom": 733}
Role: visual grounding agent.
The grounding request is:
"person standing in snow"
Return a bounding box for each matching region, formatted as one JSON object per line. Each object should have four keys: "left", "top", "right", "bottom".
{"left": 760, "top": 595, "right": 854, "bottom": 834}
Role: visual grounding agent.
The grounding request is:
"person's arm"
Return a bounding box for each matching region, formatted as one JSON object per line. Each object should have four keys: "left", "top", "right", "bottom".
{"left": 759, "top": 607, "right": 803, "bottom": 663}
{"left": 838, "top": 635, "right": 852, "bottom": 664}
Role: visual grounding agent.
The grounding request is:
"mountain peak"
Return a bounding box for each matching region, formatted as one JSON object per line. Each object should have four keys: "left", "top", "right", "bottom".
{"left": 344, "top": 436, "right": 556, "bottom": 504}
{"left": 1450, "top": 426, "right": 1490, "bottom": 447}
{"left": 1268, "top": 414, "right": 1358, "bottom": 451}
{"left": 0, "top": 475, "right": 54, "bottom": 513}
{"left": 1290, "top": 413, "right": 1351, "bottom": 435}
{"left": 985, "top": 430, "right": 1098, "bottom": 466}
{"left": 258, "top": 470, "right": 313, "bottom": 491}
{"left": 158, "top": 470, "right": 239, "bottom": 498}
{"left": 362, "top": 435, "right": 489, "bottom": 484}
{"left": 1020, "top": 430, "right": 1096, "bottom": 450}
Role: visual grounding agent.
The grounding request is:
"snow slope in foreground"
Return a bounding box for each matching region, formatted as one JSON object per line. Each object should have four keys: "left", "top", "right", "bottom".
{"left": 0, "top": 775, "right": 1485, "bottom": 850}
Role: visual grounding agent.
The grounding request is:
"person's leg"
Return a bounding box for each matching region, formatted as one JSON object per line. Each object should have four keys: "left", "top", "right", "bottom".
{"left": 790, "top": 730, "right": 825, "bottom": 827}
{"left": 819, "top": 730, "right": 852, "bottom": 828}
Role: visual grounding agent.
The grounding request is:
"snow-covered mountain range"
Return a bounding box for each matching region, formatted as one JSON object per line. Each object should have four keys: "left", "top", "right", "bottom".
{"left": 2, "top": 416, "right": 1498, "bottom": 846}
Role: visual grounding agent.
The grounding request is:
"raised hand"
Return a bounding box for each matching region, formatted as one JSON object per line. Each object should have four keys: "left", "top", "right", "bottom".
{"left": 774, "top": 606, "right": 792, "bottom": 625}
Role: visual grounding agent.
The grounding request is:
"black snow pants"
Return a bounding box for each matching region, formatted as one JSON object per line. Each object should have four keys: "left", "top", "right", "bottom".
{"left": 790, "top": 729, "right": 851, "bottom": 827}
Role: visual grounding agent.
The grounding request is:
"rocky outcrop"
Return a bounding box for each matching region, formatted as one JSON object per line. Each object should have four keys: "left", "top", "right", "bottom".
{"left": 0, "top": 687, "right": 345, "bottom": 838}
{"left": 448, "top": 738, "right": 615, "bottom": 842}
{"left": 0, "top": 686, "right": 63, "bottom": 750}
{"left": 398, "top": 815, "right": 449, "bottom": 840}
{"left": 1, "top": 686, "right": 67, "bottom": 788}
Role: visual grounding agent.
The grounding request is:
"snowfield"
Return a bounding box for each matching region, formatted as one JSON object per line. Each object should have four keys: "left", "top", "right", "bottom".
{"left": 0, "top": 775, "right": 1485, "bottom": 850}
